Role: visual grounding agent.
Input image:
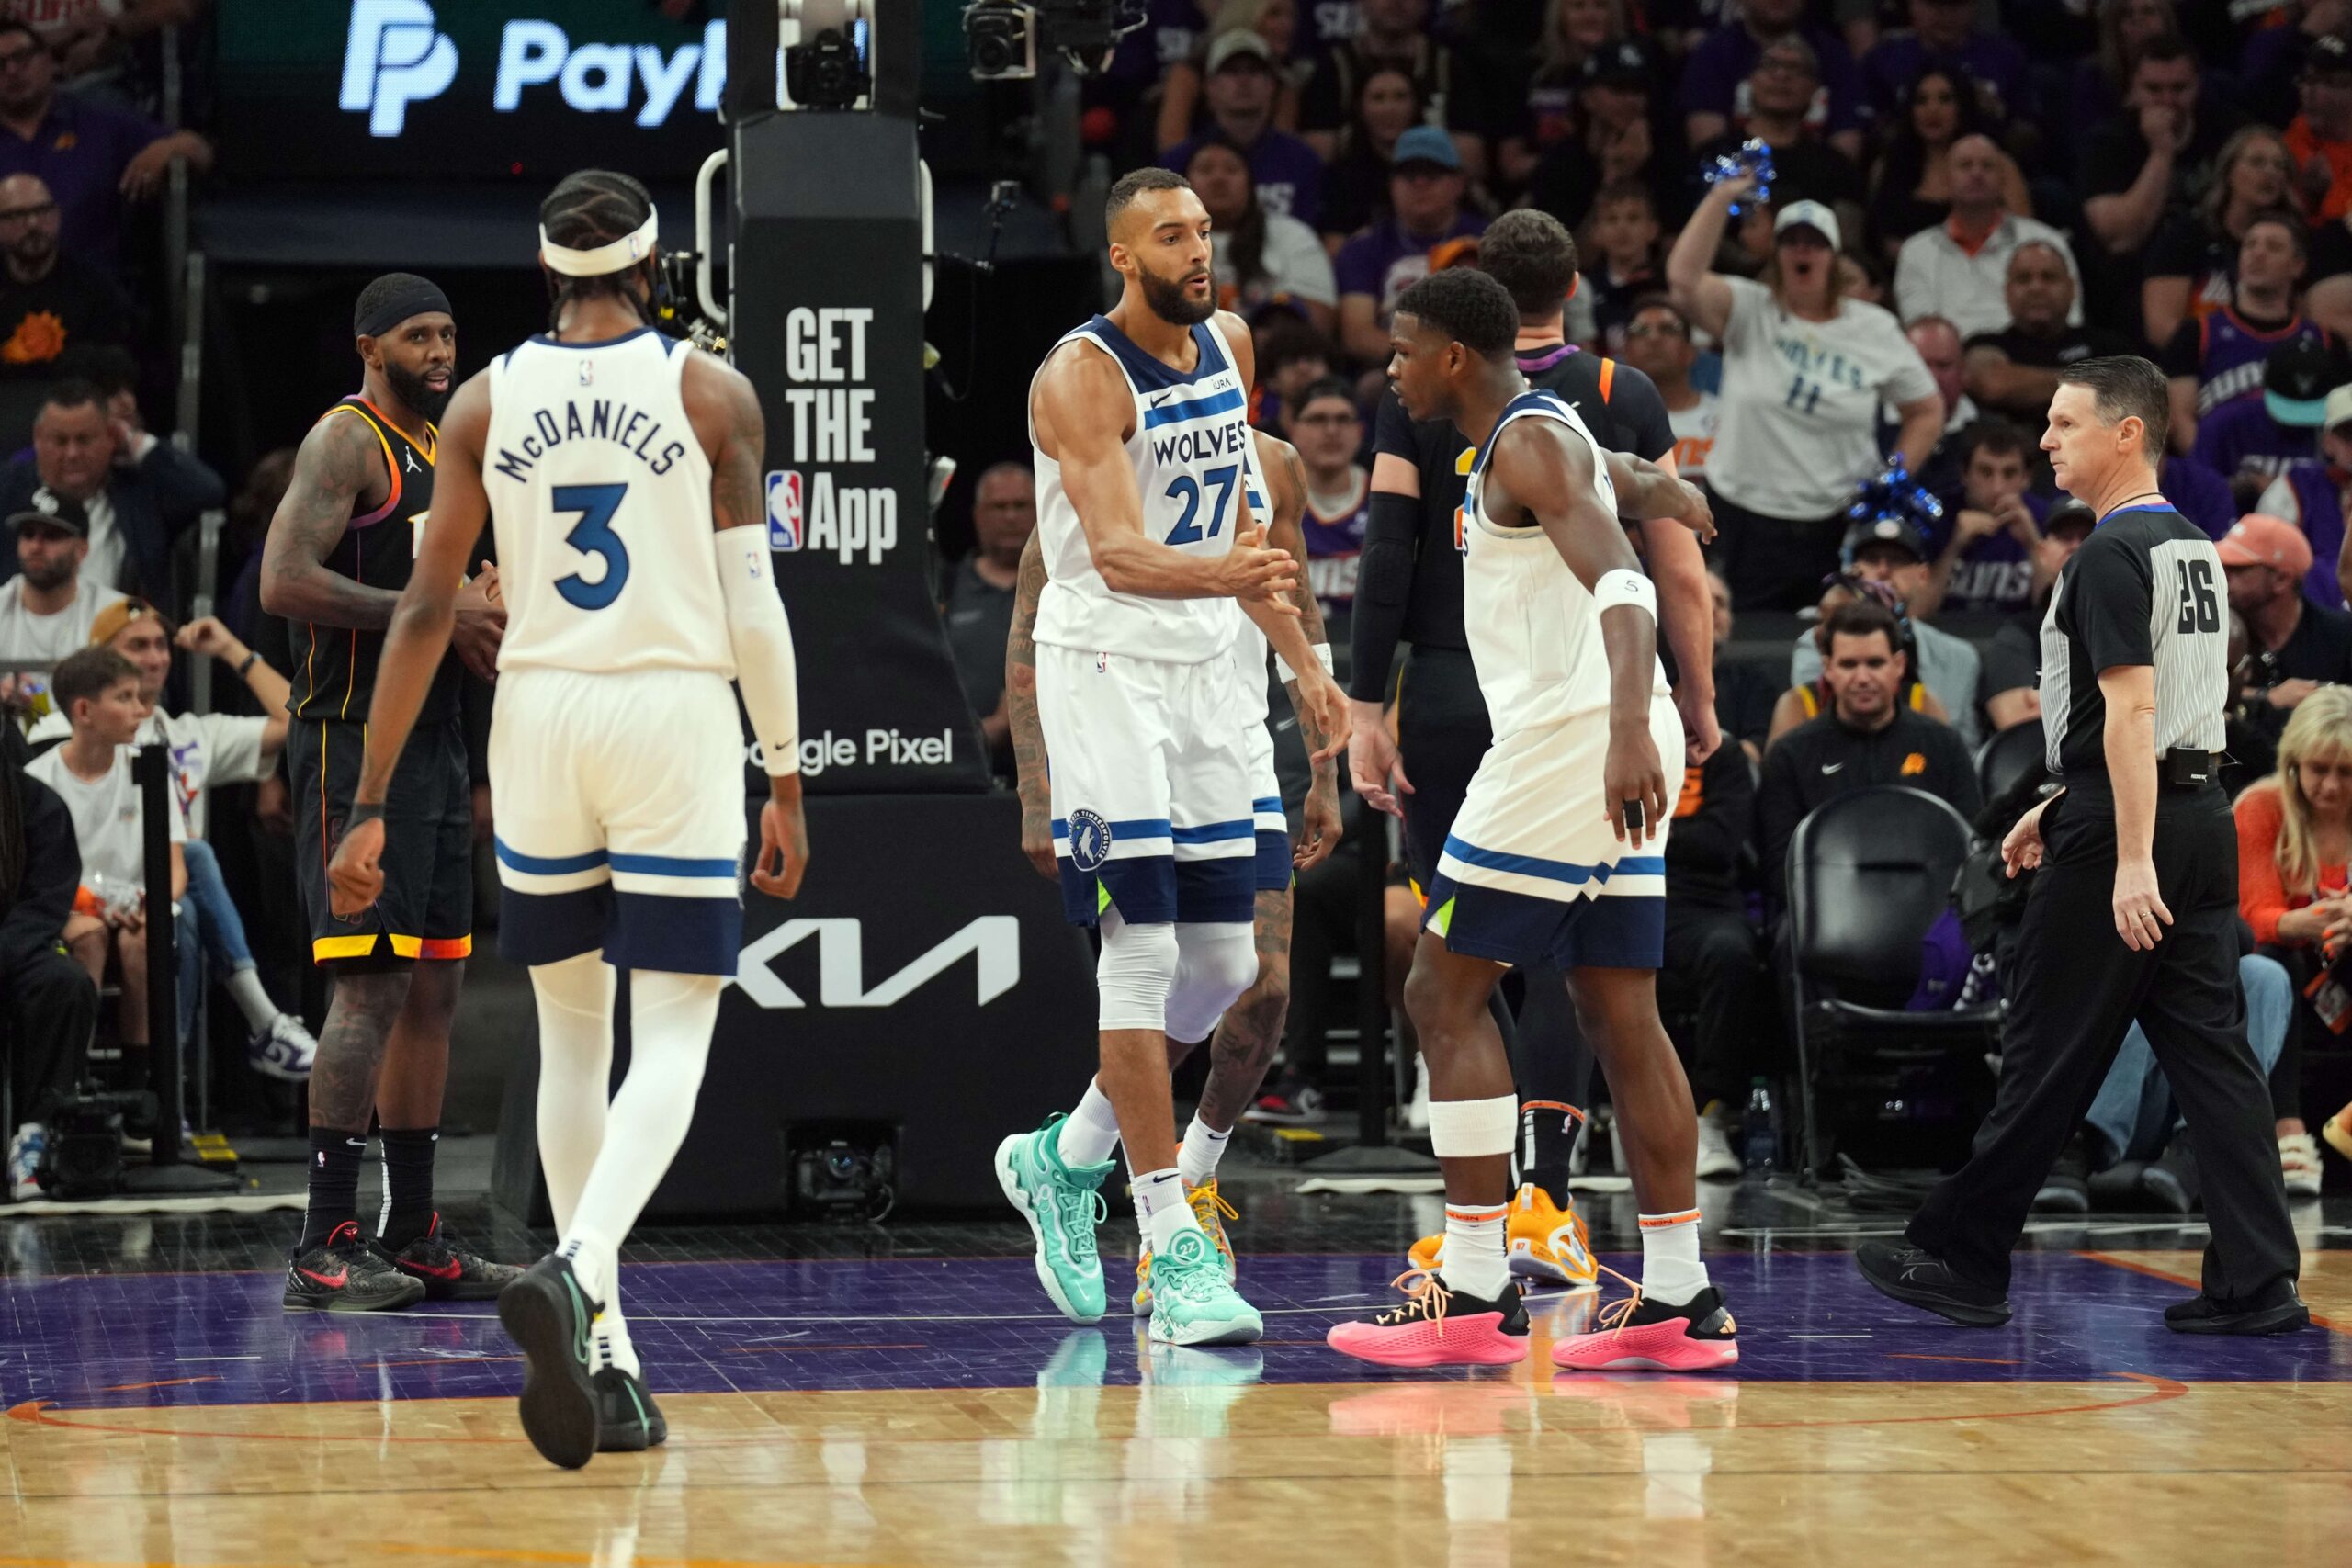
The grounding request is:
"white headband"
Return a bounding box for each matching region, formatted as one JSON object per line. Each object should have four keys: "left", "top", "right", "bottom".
{"left": 539, "top": 208, "right": 659, "bottom": 277}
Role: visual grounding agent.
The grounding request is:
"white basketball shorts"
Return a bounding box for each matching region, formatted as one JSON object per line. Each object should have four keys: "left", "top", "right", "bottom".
{"left": 488, "top": 666, "right": 748, "bottom": 976}
{"left": 1425, "top": 691, "right": 1685, "bottom": 969}
{"left": 1036, "top": 642, "right": 1256, "bottom": 927}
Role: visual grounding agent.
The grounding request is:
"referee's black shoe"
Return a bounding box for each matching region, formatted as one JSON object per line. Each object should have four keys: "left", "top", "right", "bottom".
{"left": 2163, "top": 1284, "right": 2310, "bottom": 1336}
{"left": 1855, "top": 1239, "right": 2013, "bottom": 1327}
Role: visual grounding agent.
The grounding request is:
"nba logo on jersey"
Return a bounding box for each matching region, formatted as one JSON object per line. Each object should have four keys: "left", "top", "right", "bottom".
{"left": 767, "top": 470, "right": 802, "bottom": 551}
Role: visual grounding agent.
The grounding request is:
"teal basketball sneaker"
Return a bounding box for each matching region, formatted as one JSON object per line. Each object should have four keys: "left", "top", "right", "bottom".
{"left": 995, "top": 1115, "right": 1114, "bottom": 1324}
{"left": 1147, "top": 1226, "right": 1263, "bottom": 1347}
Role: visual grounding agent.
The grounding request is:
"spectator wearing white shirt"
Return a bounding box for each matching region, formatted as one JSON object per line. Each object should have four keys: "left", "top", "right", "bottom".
{"left": 1670, "top": 178, "right": 1944, "bottom": 609}
{"left": 1186, "top": 134, "right": 1339, "bottom": 337}
{"left": 26, "top": 598, "right": 315, "bottom": 1080}
{"left": 1621, "top": 295, "right": 1718, "bottom": 483}
{"left": 0, "top": 491, "right": 120, "bottom": 721}
{"left": 26, "top": 644, "right": 182, "bottom": 1055}
{"left": 1893, "top": 133, "right": 2080, "bottom": 342}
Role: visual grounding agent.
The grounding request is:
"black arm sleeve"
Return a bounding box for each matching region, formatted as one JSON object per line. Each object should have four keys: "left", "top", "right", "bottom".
{"left": 1665, "top": 737, "right": 1757, "bottom": 878}
{"left": 1349, "top": 489, "right": 1422, "bottom": 703}
{"left": 0, "top": 774, "right": 80, "bottom": 973}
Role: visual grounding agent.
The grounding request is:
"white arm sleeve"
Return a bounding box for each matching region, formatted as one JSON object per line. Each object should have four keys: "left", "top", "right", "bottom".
{"left": 714, "top": 527, "right": 801, "bottom": 776}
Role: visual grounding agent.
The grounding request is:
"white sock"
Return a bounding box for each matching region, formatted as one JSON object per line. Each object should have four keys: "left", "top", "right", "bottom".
{"left": 1177, "top": 1114, "right": 1229, "bottom": 1190}
{"left": 1057, "top": 1078, "right": 1123, "bottom": 1168}
{"left": 559, "top": 1232, "right": 618, "bottom": 1309}
{"left": 560, "top": 969, "right": 722, "bottom": 1303}
{"left": 1638, "top": 1208, "right": 1708, "bottom": 1304}
{"left": 1134, "top": 1167, "right": 1202, "bottom": 1255}
{"left": 529, "top": 952, "right": 616, "bottom": 1238}
{"left": 593, "top": 1303, "right": 640, "bottom": 1379}
{"left": 1438, "top": 1201, "right": 1510, "bottom": 1300}
{"left": 223, "top": 965, "right": 280, "bottom": 1032}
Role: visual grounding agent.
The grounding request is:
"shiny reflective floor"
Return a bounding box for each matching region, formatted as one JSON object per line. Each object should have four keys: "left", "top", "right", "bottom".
{"left": 4, "top": 1180, "right": 2349, "bottom": 1568}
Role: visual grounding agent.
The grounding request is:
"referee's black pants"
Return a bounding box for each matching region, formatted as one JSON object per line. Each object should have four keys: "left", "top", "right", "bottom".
{"left": 1397, "top": 646, "right": 1594, "bottom": 1111}
{"left": 1908, "top": 784, "right": 2300, "bottom": 1302}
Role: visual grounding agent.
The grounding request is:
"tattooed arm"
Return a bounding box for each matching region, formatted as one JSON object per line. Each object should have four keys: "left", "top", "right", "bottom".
{"left": 1007, "top": 530, "right": 1055, "bottom": 880}
{"left": 1259, "top": 433, "right": 1343, "bottom": 870}
{"left": 259, "top": 409, "right": 401, "bottom": 629}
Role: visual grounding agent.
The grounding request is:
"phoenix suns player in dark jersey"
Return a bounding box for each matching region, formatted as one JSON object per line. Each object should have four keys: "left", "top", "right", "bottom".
{"left": 261, "top": 273, "right": 517, "bottom": 1311}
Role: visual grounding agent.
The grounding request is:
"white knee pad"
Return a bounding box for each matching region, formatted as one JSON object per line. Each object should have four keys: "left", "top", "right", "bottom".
{"left": 1097, "top": 908, "right": 1180, "bottom": 1032}
{"left": 1164, "top": 921, "right": 1258, "bottom": 1044}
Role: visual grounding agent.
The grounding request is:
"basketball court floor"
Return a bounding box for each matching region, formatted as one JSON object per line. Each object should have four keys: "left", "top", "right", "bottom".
{"left": 2, "top": 1175, "right": 2346, "bottom": 1568}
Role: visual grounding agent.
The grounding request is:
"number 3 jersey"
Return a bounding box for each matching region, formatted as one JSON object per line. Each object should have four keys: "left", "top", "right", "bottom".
{"left": 1030, "top": 313, "right": 1250, "bottom": 665}
{"left": 483, "top": 326, "right": 733, "bottom": 678}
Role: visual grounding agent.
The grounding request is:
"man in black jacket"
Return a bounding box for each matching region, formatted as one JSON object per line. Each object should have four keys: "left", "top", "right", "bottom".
{"left": 2, "top": 722, "right": 94, "bottom": 1199}
{"left": 0, "top": 378, "right": 223, "bottom": 602}
{"left": 1758, "top": 596, "right": 1983, "bottom": 907}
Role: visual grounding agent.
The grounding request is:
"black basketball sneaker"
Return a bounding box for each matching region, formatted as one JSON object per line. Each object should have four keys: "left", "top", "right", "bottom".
{"left": 374, "top": 1213, "right": 526, "bottom": 1301}
{"left": 595, "top": 1366, "right": 668, "bottom": 1451}
{"left": 283, "top": 1220, "right": 427, "bottom": 1313}
{"left": 500, "top": 1254, "right": 603, "bottom": 1469}
{"left": 1856, "top": 1239, "right": 2013, "bottom": 1327}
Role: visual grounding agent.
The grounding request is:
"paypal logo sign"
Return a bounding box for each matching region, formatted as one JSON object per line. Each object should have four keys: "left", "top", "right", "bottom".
{"left": 341, "top": 0, "right": 457, "bottom": 137}
{"left": 339, "top": 1, "right": 727, "bottom": 139}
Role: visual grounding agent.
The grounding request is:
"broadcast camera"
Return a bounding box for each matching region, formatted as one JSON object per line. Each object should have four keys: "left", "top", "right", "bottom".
{"left": 962, "top": 0, "right": 1147, "bottom": 80}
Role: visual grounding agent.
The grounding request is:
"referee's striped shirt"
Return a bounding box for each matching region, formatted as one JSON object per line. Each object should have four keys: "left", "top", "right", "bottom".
{"left": 2039, "top": 502, "right": 2229, "bottom": 779}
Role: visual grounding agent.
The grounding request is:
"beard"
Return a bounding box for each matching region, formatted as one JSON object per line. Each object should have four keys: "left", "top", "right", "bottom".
{"left": 1138, "top": 264, "right": 1216, "bottom": 327}
{"left": 383, "top": 359, "right": 453, "bottom": 423}
{"left": 21, "top": 551, "right": 74, "bottom": 591}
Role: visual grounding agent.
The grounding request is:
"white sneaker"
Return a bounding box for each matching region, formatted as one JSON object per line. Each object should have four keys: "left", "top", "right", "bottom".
{"left": 6, "top": 1122, "right": 45, "bottom": 1201}
{"left": 248, "top": 1013, "right": 317, "bottom": 1081}
{"left": 1408, "top": 1055, "right": 1430, "bottom": 1132}
{"left": 1695, "top": 1108, "right": 1742, "bottom": 1181}
{"left": 2280, "top": 1132, "right": 2324, "bottom": 1199}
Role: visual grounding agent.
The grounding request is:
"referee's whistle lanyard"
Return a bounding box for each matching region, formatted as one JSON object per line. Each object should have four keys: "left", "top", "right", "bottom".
{"left": 2097, "top": 494, "right": 2171, "bottom": 525}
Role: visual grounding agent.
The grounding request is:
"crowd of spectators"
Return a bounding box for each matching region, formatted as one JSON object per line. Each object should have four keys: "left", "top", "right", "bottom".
{"left": 933, "top": 0, "right": 2352, "bottom": 1190}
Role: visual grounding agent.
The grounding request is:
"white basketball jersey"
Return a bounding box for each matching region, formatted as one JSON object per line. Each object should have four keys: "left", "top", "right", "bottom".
{"left": 1030, "top": 314, "right": 1249, "bottom": 665}
{"left": 484, "top": 328, "right": 732, "bottom": 677}
{"left": 1460, "top": 389, "right": 1668, "bottom": 739}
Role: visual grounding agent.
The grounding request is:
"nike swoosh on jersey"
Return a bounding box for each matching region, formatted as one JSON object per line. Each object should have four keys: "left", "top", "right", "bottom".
{"left": 1150, "top": 389, "right": 1176, "bottom": 406}
{"left": 1820, "top": 761, "right": 1844, "bottom": 774}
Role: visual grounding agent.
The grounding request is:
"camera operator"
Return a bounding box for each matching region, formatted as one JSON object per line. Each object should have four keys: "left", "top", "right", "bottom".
{"left": 3, "top": 722, "right": 94, "bottom": 1200}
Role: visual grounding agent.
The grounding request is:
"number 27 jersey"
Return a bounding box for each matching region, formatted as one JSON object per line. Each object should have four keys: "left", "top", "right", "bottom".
{"left": 483, "top": 326, "right": 734, "bottom": 678}
{"left": 1030, "top": 314, "right": 1249, "bottom": 665}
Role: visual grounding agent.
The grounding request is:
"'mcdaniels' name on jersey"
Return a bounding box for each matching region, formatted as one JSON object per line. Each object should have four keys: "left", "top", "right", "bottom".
{"left": 491, "top": 396, "right": 688, "bottom": 483}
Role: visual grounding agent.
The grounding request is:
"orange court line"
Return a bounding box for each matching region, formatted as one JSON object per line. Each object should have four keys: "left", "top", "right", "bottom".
{"left": 2081, "top": 1250, "right": 2347, "bottom": 1335}
{"left": 96, "top": 1376, "right": 220, "bottom": 1393}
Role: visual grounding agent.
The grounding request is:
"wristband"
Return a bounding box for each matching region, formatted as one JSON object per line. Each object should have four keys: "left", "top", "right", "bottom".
{"left": 235, "top": 649, "right": 259, "bottom": 680}
{"left": 1275, "top": 643, "right": 1334, "bottom": 682}
{"left": 348, "top": 800, "right": 386, "bottom": 829}
{"left": 1592, "top": 569, "right": 1657, "bottom": 620}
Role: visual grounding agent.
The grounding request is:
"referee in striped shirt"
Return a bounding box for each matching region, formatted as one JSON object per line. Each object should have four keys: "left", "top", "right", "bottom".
{"left": 1860, "top": 356, "right": 2308, "bottom": 1337}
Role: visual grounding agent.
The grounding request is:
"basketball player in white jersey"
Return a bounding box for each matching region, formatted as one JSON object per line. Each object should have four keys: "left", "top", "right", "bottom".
{"left": 1328, "top": 267, "right": 1738, "bottom": 1373}
{"left": 327, "top": 170, "right": 810, "bottom": 1467}
{"left": 1007, "top": 426, "right": 1341, "bottom": 1318}
{"left": 996, "top": 166, "right": 1348, "bottom": 1347}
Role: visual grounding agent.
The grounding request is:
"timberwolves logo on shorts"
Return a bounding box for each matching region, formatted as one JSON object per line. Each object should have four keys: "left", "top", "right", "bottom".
{"left": 1068, "top": 807, "right": 1112, "bottom": 874}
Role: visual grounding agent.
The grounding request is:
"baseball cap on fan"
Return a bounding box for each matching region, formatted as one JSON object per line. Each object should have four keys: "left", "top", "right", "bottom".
{"left": 2263, "top": 337, "right": 2341, "bottom": 429}
{"left": 1840, "top": 514, "right": 1926, "bottom": 563}
{"left": 2304, "top": 33, "right": 2352, "bottom": 80}
{"left": 2043, "top": 499, "right": 2097, "bottom": 540}
{"left": 1392, "top": 125, "right": 1462, "bottom": 173}
{"left": 2215, "top": 513, "right": 2315, "bottom": 580}
{"left": 1206, "top": 30, "right": 1273, "bottom": 75}
{"left": 1775, "top": 199, "right": 1842, "bottom": 254}
{"left": 7, "top": 486, "right": 86, "bottom": 538}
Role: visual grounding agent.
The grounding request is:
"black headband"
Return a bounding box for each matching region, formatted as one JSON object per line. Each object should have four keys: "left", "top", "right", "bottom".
{"left": 355, "top": 276, "right": 452, "bottom": 340}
